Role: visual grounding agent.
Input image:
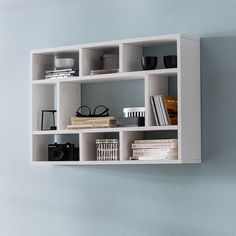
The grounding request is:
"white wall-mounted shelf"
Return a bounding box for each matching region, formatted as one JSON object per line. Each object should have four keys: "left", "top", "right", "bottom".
{"left": 30, "top": 33, "right": 201, "bottom": 165}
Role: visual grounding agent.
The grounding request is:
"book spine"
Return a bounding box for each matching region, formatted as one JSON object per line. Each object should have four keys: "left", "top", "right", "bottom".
{"left": 150, "top": 96, "right": 159, "bottom": 126}
{"left": 161, "top": 95, "right": 171, "bottom": 125}
{"left": 131, "top": 156, "right": 178, "bottom": 161}
{"left": 134, "top": 139, "right": 177, "bottom": 144}
{"left": 131, "top": 143, "right": 178, "bottom": 149}
{"left": 159, "top": 95, "right": 168, "bottom": 125}
{"left": 154, "top": 96, "right": 165, "bottom": 125}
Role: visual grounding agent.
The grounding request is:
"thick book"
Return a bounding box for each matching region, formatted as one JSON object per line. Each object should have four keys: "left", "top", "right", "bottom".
{"left": 71, "top": 116, "right": 116, "bottom": 125}
{"left": 133, "top": 148, "right": 177, "bottom": 156}
{"left": 67, "top": 124, "right": 116, "bottom": 129}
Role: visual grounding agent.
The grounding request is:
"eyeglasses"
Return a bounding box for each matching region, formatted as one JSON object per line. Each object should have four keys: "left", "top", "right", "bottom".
{"left": 76, "top": 105, "right": 110, "bottom": 117}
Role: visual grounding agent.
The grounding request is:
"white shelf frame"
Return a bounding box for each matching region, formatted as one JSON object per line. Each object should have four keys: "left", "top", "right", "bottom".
{"left": 30, "top": 33, "right": 201, "bottom": 165}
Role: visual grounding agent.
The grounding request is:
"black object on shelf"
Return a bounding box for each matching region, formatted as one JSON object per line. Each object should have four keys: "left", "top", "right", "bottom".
{"left": 41, "top": 110, "right": 57, "bottom": 131}
{"left": 76, "top": 105, "right": 109, "bottom": 117}
{"left": 116, "top": 117, "right": 145, "bottom": 127}
{"left": 163, "top": 55, "right": 177, "bottom": 68}
{"left": 48, "top": 142, "right": 79, "bottom": 161}
{"left": 141, "top": 56, "right": 157, "bottom": 70}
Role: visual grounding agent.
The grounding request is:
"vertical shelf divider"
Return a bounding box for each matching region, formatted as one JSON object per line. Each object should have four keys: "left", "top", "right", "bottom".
{"left": 56, "top": 81, "right": 60, "bottom": 130}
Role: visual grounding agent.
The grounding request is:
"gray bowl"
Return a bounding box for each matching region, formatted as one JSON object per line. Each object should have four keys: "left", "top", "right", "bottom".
{"left": 54, "top": 58, "right": 75, "bottom": 69}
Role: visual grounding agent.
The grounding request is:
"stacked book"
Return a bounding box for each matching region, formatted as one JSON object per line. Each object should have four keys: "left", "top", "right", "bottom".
{"left": 130, "top": 139, "right": 178, "bottom": 161}
{"left": 150, "top": 95, "right": 177, "bottom": 126}
{"left": 67, "top": 116, "right": 116, "bottom": 129}
{"left": 90, "top": 68, "right": 119, "bottom": 75}
{"left": 45, "top": 68, "right": 79, "bottom": 79}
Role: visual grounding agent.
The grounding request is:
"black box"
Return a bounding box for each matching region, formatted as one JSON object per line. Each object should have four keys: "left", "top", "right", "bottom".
{"left": 116, "top": 117, "right": 145, "bottom": 127}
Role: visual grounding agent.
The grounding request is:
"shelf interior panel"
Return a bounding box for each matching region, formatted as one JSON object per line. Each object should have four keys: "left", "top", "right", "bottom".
{"left": 81, "top": 132, "right": 119, "bottom": 161}
{"left": 32, "top": 134, "right": 80, "bottom": 162}
{"left": 81, "top": 46, "right": 119, "bottom": 76}
{"left": 122, "top": 130, "right": 178, "bottom": 161}
{"left": 81, "top": 79, "right": 145, "bottom": 118}
{"left": 32, "top": 51, "right": 79, "bottom": 81}
{"left": 32, "top": 84, "right": 57, "bottom": 131}
{"left": 122, "top": 41, "right": 177, "bottom": 72}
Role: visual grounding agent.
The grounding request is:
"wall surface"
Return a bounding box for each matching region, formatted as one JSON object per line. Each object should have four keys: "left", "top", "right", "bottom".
{"left": 0, "top": 0, "right": 236, "bottom": 235}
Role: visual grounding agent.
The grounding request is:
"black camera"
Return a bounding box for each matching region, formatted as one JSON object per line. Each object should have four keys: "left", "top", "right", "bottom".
{"left": 48, "top": 143, "right": 79, "bottom": 161}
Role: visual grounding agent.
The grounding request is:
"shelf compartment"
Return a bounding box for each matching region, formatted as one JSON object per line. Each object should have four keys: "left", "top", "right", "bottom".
{"left": 121, "top": 41, "right": 177, "bottom": 72}
{"left": 145, "top": 74, "right": 177, "bottom": 127}
{"left": 31, "top": 50, "right": 80, "bottom": 81}
{"left": 58, "top": 79, "right": 145, "bottom": 130}
{"left": 32, "top": 134, "right": 80, "bottom": 162}
{"left": 121, "top": 130, "right": 178, "bottom": 161}
{"left": 80, "top": 132, "right": 119, "bottom": 161}
{"left": 32, "top": 84, "right": 58, "bottom": 131}
{"left": 80, "top": 45, "right": 120, "bottom": 76}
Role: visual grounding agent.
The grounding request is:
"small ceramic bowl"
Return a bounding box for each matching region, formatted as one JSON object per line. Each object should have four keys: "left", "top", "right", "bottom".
{"left": 163, "top": 55, "right": 177, "bottom": 68}
{"left": 141, "top": 56, "right": 157, "bottom": 70}
{"left": 54, "top": 58, "right": 75, "bottom": 69}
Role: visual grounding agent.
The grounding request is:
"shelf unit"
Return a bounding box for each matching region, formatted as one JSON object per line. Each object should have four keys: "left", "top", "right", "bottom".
{"left": 30, "top": 33, "right": 201, "bottom": 165}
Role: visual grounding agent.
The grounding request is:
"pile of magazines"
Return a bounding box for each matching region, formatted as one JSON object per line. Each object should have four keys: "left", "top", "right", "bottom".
{"left": 45, "top": 68, "right": 79, "bottom": 79}
{"left": 130, "top": 139, "right": 178, "bottom": 161}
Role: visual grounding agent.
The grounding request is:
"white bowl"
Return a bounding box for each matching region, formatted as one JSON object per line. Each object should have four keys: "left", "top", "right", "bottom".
{"left": 54, "top": 58, "right": 75, "bottom": 69}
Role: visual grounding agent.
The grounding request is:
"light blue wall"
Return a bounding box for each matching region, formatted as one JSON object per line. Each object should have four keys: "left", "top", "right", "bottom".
{"left": 0, "top": 0, "right": 236, "bottom": 235}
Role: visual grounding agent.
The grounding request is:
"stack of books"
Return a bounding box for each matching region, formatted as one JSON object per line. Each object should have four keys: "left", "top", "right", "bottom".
{"left": 130, "top": 139, "right": 178, "bottom": 161}
{"left": 45, "top": 68, "right": 79, "bottom": 79}
{"left": 150, "top": 95, "right": 177, "bottom": 126}
{"left": 67, "top": 116, "right": 116, "bottom": 129}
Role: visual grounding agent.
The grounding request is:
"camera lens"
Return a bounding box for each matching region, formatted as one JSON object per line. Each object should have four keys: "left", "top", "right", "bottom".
{"left": 51, "top": 148, "right": 64, "bottom": 161}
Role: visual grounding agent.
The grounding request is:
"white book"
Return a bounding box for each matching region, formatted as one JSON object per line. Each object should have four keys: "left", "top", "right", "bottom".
{"left": 132, "top": 143, "right": 178, "bottom": 149}
{"left": 134, "top": 139, "right": 177, "bottom": 144}
{"left": 159, "top": 95, "right": 169, "bottom": 125}
{"left": 159, "top": 95, "right": 168, "bottom": 125}
{"left": 131, "top": 156, "right": 178, "bottom": 161}
{"left": 133, "top": 152, "right": 177, "bottom": 158}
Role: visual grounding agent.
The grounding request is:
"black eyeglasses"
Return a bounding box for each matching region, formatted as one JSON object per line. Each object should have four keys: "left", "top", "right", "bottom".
{"left": 76, "top": 105, "right": 110, "bottom": 117}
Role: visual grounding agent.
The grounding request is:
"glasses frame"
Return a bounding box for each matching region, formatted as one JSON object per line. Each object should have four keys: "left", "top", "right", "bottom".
{"left": 76, "top": 105, "right": 110, "bottom": 117}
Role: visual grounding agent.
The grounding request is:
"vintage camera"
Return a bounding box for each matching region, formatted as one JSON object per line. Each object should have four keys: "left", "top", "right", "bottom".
{"left": 48, "top": 143, "right": 79, "bottom": 161}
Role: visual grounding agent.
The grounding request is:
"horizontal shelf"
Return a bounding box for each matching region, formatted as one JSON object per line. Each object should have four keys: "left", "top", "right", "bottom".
{"left": 31, "top": 68, "right": 178, "bottom": 85}
{"left": 31, "top": 159, "right": 183, "bottom": 165}
{"left": 31, "top": 33, "right": 199, "bottom": 54}
{"left": 32, "top": 125, "right": 179, "bottom": 135}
